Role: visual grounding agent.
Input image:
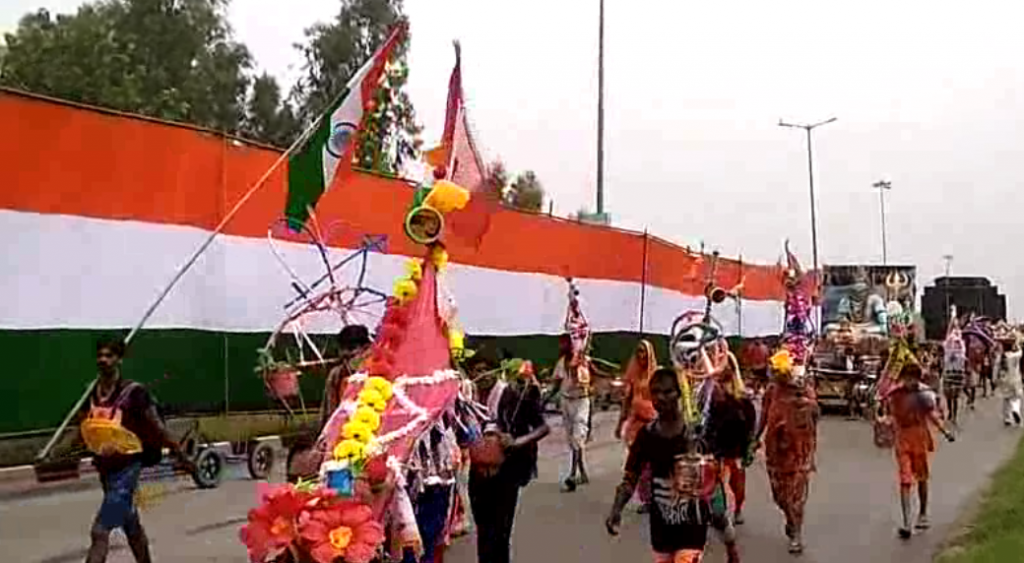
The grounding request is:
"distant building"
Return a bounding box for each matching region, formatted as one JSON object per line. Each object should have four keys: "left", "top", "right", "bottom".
{"left": 920, "top": 276, "right": 1006, "bottom": 340}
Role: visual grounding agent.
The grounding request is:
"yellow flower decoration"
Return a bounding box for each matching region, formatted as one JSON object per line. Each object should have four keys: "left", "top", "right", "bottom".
{"left": 329, "top": 526, "right": 354, "bottom": 550}
{"left": 353, "top": 406, "right": 381, "bottom": 432}
{"left": 393, "top": 278, "right": 418, "bottom": 303}
{"left": 770, "top": 349, "right": 793, "bottom": 374}
{"left": 342, "top": 421, "right": 373, "bottom": 444}
{"left": 430, "top": 246, "right": 449, "bottom": 270}
{"left": 358, "top": 388, "right": 388, "bottom": 412}
{"left": 448, "top": 328, "right": 464, "bottom": 353}
{"left": 333, "top": 439, "right": 366, "bottom": 462}
{"left": 405, "top": 259, "right": 423, "bottom": 281}
{"left": 364, "top": 376, "right": 393, "bottom": 401}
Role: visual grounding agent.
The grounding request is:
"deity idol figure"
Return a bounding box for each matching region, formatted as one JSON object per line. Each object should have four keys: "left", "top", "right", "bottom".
{"left": 826, "top": 267, "right": 888, "bottom": 337}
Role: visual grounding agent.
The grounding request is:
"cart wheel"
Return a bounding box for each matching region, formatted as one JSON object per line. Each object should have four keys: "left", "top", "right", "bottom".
{"left": 247, "top": 441, "right": 275, "bottom": 480}
{"left": 192, "top": 448, "right": 225, "bottom": 489}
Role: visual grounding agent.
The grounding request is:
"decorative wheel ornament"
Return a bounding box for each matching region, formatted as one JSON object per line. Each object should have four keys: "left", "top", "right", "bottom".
{"left": 670, "top": 311, "right": 724, "bottom": 369}
{"left": 258, "top": 216, "right": 389, "bottom": 414}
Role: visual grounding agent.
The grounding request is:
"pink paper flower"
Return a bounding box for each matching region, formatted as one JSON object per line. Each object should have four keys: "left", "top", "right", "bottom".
{"left": 299, "top": 501, "right": 385, "bottom": 563}
{"left": 240, "top": 483, "right": 316, "bottom": 562}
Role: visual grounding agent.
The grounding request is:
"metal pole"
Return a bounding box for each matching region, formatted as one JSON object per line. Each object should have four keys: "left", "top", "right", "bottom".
{"left": 596, "top": 0, "right": 605, "bottom": 215}
{"left": 779, "top": 117, "right": 835, "bottom": 335}
{"left": 880, "top": 187, "right": 888, "bottom": 264}
{"left": 804, "top": 128, "right": 822, "bottom": 333}
{"left": 805, "top": 128, "right": 820, "bottom": 288}
{"left": 873, "top": 180, "right": 892, "bottom": 264}
{"left": 638, "top": 229, "right": 649, "bottom": 335}
{"left": 943, "top": 254, "right": 953, "bottom": 327}
{"left": 737, "top": 254, "right": 744, "bottom": 338}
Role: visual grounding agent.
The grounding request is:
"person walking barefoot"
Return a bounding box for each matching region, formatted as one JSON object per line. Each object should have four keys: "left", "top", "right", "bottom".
{"left": 756, "top": 351, "right": 819, "bottom": 554}
{"left": 883, "top": 362, "right": 955, "bottom": 539}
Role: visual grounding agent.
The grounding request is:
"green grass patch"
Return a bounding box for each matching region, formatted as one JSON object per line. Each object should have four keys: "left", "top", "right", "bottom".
{"left": 936, "top": 435, "right": 1024, "bottom": 563}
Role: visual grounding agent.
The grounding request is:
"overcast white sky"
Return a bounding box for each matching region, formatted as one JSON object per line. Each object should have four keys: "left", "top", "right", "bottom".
{"left": 4, "top": 1, "right": 1024, "bottom": 316}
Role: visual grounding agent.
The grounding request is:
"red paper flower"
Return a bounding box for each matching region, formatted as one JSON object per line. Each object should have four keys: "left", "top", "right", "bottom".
{"left": 362, "top": 455, "right": 389, "bottom": 487}
{"left": 299, "top": 501, "right": 385, "bottom": 563}
{"left": 240, "top": 483, "right": 316, "bottom": 562}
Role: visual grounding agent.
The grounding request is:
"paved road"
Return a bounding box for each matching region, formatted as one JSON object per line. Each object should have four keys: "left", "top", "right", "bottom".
{"left": 1, "top": 397, "right": 1019, "bottom": 563}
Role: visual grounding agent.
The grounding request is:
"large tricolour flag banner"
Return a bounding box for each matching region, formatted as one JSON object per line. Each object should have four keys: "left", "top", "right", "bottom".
{"left": 285, "top": 24, "right": 406, "bottom": 228}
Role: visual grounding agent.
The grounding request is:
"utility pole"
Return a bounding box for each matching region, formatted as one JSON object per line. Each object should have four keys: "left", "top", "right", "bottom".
{"left": 943, "top": 254, "right": 954, "bottom": 325}
{"left": 873, "top": 180, "right": 892, "bottom": 264}
{"left": 779, "top": 116, "right": 837, "bottom": 333}
{"left": 596, "top": 0, "right": 606, "bottom": 215}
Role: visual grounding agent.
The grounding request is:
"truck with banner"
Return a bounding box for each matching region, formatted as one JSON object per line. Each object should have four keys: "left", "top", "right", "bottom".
{"left": 813, "top": 264, "right": 917, "bottom": 413}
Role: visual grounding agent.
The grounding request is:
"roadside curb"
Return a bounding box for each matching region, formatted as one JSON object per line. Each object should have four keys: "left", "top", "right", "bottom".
{"left": 0, "top": 414, "right": 621, "bottom": 502}
{"left": 0, "top": 436, "right": 283, "bottom": 502}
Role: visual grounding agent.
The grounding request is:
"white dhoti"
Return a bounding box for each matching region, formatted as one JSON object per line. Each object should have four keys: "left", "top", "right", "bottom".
{"left": 561, "top": 396, "right": 591, "bottom": 450}
{"left": 1003, "top": 395, "right": 1022, "bottom": 425}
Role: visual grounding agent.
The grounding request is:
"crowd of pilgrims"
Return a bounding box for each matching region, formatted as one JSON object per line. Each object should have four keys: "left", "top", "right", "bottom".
{"left": 332, "top": 330, "right": 1017, "bottom": 563}
{"left": 78, "top": 323, "right": 1024, "bottom": 563}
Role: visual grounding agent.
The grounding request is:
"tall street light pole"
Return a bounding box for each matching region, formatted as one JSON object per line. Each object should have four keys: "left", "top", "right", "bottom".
{"left": 596, "top": 0, "right": 606, "bottom": 216}
{"left": 779, "top": 116, "right": 837, "bottom": 332}
{"left": 943, "top": 254, "right": 954, "bottom": 323}
{"left": 873, "top": 180, "right": 892, "bottom": 264}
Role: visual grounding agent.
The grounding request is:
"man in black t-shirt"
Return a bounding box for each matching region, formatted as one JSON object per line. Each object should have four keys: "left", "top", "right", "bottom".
{"left": 468, "top": 368, "right": 550, "bottom": 563}
{"left": 80, "top": 338, "right": 194, "bottom": 563}
{"left": 608, "top": 368, "right": 740, "bottom": 563}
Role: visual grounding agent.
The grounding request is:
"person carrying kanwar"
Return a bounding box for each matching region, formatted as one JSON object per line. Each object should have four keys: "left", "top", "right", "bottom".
{"left": 79, "top": 337, "right": 196, "bottom": 563}
{"left": 755, "top": 349, "right": 819, "bottom": 554}
{"left": 606, "top": 368, "right": 726, "bottom": 563}
{"left": 468, "top": 348, "right": 551, "bottom": 563}
{"left": 547, "top": 333, "right": 593, "bottom": 492}
{"left": 882, "top": 362, "right": 955, "bottom": 539}
{"left": 994, "top": 332, "right": 1024, "bottom": 427}
{"left": 941, "top": 317, "right": 967, "bottom": 426}
{"left": 615, "top": 339, "right": 659, "bottom": 512}
{"left": 288, "top": 324, "right": 373, "bottom": 483}
{"left": 704, "top": 352, "right": 757, "bottom": 527}
{"left": 319, "top": 324, "right": 373, "bottom": 430}
{"left": 742, "top": 338, "right": 771, "bottom": 396}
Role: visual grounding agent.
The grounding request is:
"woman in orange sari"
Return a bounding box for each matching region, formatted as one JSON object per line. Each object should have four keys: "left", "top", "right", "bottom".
{"left": 615, "top": 340, "right": 658, "bottom": 509}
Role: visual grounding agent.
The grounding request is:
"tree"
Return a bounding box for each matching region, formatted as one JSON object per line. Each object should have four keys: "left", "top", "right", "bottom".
{"left": 1, "top": 1, "right": 252, "bottom": 135}
{"left": 292, "top": 0, "right": 421, "bottom": 175}
{"left": 507, "top": 170, "right": 545, "bottom": 212}
{"left": 479, "top": 161, "right": 509, "bottom": 199}
{"left": 242, "top": 73, "right": 300, "bottom": 148}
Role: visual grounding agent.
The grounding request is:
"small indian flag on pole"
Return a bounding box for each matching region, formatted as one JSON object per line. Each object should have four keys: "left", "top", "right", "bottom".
{"left": 285, "top": 23, "right": 407, "bottom": 228}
